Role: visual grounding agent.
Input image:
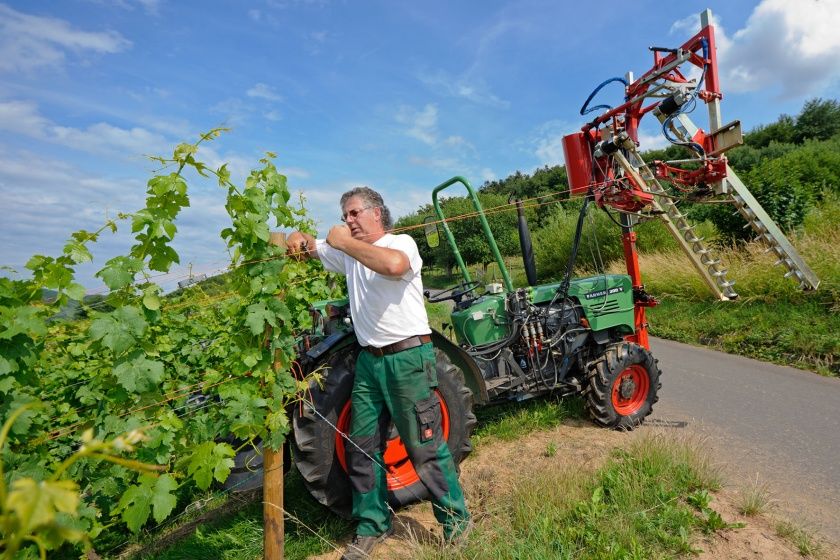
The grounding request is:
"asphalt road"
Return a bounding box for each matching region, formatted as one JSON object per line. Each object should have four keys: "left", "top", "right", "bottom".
{"left": 646, "top": 337, "right": 840, "bottom": 543}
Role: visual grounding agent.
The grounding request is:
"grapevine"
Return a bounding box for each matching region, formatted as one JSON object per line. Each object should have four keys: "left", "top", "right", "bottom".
{"left": 0, "top": 130, "right": 342, "bottom": 556}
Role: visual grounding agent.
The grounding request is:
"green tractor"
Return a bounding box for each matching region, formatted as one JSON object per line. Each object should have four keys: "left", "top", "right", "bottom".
{"left": 266, "top": 176, "right": 661, "bottom": 518}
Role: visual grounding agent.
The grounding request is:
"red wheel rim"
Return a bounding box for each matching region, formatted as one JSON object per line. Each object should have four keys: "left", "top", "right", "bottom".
{"left": 611, "top": 365, "right": 650, "bottom": 415}
{"left": 335, "top": 390, "right": 450, "bottom": 491}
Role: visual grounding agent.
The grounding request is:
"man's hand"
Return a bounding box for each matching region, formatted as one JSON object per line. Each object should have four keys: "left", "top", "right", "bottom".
{"left": 286, "top": 231, "right": 315, "bottom": 260}
{"left": 326, "top": 225, "right": 353, "bottom": 251}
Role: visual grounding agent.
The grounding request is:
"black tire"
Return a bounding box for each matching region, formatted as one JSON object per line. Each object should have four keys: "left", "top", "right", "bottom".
{"left": 584, "top": 342, "right": 661, "bottom": 429}
{"left": 291, "top": 345, "right": 476, "bottom": 518}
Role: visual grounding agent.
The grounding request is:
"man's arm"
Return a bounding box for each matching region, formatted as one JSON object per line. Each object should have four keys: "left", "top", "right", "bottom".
{"left": 326, "top": 226, "right": 410, "bottom": 277}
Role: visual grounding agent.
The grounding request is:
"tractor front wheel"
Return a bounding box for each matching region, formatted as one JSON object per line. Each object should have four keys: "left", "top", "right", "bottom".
{"left": 585, "top": 342, "right": 661, "bottom": 429}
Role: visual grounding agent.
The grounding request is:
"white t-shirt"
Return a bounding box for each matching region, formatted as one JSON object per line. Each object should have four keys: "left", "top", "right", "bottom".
{"left": 315, "top": 233, "right": 431, "bottom": 348}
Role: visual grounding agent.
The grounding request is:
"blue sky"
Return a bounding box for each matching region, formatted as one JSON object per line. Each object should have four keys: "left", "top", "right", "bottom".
{"left": 2, "top": 0, "right": 839, "bottom": 290}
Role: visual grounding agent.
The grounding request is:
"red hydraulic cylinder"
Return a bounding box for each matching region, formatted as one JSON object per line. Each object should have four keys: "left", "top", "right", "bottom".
{"left": 621, "top": 229, "right": 655, "bottom": 350}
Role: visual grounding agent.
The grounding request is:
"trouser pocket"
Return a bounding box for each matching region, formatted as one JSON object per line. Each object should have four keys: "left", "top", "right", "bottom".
{"left": 415, "top": 395, "right": 441, "bottom": 444}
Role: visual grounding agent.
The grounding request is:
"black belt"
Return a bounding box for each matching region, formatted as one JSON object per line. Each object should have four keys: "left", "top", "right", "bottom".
{"left": 363, "top": 334, "right": 432, "bottom": 357}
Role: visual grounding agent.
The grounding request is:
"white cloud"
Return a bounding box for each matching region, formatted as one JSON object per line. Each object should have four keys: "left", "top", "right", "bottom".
{"left": 307, "top": 30, "right": 328, "bottom": 54}
{"left": 283, "top": 167, "right": 310, "bottom": 179}
{"left": 408, "top": 155, "right": 461, "bottom": 171}
{"left": 532, "top": 120, "right": 572, "bottom": 167}
{"left": 396, "top": 104, "right": 438, "bottom": 145}
{"left": 214, "top": 85, "right": 284, "bottom": 126}
{"left": 535, "top": 136, "right": 565, "bottom": 167}
{"left": 443, "top": 135, "right": 466, "bottom": 147}
{"left": 195, "top": 145, "right": 256, "bottom": 185}
{"left": 479, "top": 168, "right": 496, "bottom": 182}
{"left": 0, "top": 99, "right": 169, "bottom": 157}
{"left": 418, "top": 70, "right": 509, "bottom": 109}
{"left": 266, "top": 0, "right": 332, "bottom": 8}
{"left": 86, "top": 0, "right": 161, "bottom": 15}
{"left": 210, "top": 98, "right": 251, "bottom": 126}
{"left": 247, "top": 83, "right": 283, "bottom": 102}
{"left": 263, "top": 110, "right": 282, "bottom": 122}
{"left": 674, "top": 0, "right": 840, "bottom": 98}
{"left": 636, "top": 129, "right": 669, "bottom": 151}
{"left": 94, "top": 0, "right": 162, "bottom": 16}
{"left": 133, "top": 0, "right": 161, "bottom": 15}
{"left": 0, "top": 100, "right": 50, "bottom": 136}
{"left": 0, "top": 147, "right": 144, "bottom": 278}
{"left": 52, "top": 122, "right": 168, "bottom": 157}
{"left": 0, "top": 4, "right": 131, "bottom": 73}
{"left": 0, "top": 145, "right": 262, "bottom": 291}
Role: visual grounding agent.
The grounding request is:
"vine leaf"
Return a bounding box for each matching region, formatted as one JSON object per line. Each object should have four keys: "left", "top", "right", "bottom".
{"left": 113, "top": 352, "right": 164, "bottom": 393}
{"left": 63, "top": 241, "right": 93, "bottom": 264}
{"left": 245, "top": 301, "right": 277, "bottom": 335}
{"left": 142, "top": 291, "right": 161, "bottom": 311}
{"left": 89, "top": 306, "right": 147, "bottom": 354}
{"left": 1, "top": 306, "right": 47, "bottom": 339}
{"left": 115, "top": 474, "right": 177, "bottom": 532}
{"left": 184, "top": 442, "right": 235, "bottom": 490}
{"left": 6, "top": 478, "right": 80, "bottom": 534}
{"left": 65, "top": 282, "right": 86, "bottom": 301}
{"left": 150, "top": 474, "right": 178, "bottom": 523}
{"left": 97, "top": 256, "right": 144, "bottom": 290}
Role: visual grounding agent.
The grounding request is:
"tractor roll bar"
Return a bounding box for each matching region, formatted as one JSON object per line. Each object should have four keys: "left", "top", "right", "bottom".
{"left": 431, "top": 176, "right": 514, "bottom": 292}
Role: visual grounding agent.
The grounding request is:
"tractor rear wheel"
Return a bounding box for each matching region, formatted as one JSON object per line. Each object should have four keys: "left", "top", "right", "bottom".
{"left": 291, "top": 345, "right": 476, "bottom": 518}
{"left": 585, "top": 342, "right": 661, "bottom": 429}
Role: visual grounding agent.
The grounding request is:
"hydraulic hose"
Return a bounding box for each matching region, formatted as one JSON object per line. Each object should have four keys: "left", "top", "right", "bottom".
{"left": 579, "top": 77, "right": 630, "bottom": 116}
{"left": 549, "top": 192, "right": 592, "bottom": 312}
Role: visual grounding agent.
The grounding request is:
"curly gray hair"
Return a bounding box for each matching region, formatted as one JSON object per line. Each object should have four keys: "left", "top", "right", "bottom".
{"left": 340, "top": 186, "right": 393, "bottom": 230}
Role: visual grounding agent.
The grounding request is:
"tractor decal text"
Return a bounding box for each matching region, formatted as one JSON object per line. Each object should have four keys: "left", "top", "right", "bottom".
{"left": 584, "top": 286, "right": 625, "bottom": 300}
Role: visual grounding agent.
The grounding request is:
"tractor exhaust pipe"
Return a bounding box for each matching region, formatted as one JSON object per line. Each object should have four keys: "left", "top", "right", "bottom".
{"left": 512, "top": 197, "right": 538, "bottom": 286}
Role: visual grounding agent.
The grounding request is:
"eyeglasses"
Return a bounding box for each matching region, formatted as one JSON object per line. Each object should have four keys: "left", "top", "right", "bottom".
{"left": 341, "top": 206, "right": 375, "bottom": 222}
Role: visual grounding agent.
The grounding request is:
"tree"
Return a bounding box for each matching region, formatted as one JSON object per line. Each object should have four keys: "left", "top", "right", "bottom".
{"left": 481, "top": 165, "right": 570, "bottom": 227}
{"left": 794, "top": 98, "right": 840, "bottom": 143}
{"left": 745, "top": 114, "right": 796, "bottom": 148}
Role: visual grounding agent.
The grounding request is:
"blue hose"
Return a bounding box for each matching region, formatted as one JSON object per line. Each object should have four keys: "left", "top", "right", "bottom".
{"left": 579, "top": 76, "right": 629, "bottom": 116}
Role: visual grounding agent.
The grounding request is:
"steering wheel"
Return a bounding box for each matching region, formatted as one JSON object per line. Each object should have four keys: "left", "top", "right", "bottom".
{"left": 424, "top": 280, "right": 481, "bottom": 303}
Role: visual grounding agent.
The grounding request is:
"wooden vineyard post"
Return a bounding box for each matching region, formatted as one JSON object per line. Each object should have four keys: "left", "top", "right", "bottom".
{"left": 264, "top": 232, "right": 287, "bottom": 560}
{"left": 263, "top": 447, "right": 284, "bottom": 559}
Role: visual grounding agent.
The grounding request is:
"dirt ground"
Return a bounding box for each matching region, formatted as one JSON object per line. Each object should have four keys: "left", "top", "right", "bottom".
{"left": 311, "top": 419, "right": 840, "bottom": 560}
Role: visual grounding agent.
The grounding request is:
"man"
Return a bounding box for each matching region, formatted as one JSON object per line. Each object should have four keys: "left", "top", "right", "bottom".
{"left": 286, "top": 187, "right": 471, "bottom": 560}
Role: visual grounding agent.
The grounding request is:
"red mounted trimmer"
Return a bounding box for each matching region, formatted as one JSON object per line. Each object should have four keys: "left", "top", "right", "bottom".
{"left": 562, "top": 8, "right": 819, "bottom": 350}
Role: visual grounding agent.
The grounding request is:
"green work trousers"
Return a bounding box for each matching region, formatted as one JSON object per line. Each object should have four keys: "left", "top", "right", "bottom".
{"left": 347, "top": 342, "right": 469, "bottom": 538}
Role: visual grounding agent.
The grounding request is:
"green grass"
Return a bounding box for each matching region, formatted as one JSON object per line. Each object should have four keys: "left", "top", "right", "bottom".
{"left": 775, "top": 520, "right": 823, "bottom": 557}
{"left": 425, "top": 301, "right": 453, "bottom": 334}
{"left": 736, "top": 476, "right": 773, "bottom": 517}
{"left": 472, "top": 395, "right": 584, "bottom": 445}
{"left": 412, "top": 432, "right": 726, "bottom": 560}
{"left": 129, "top": 469, "right": 352, "bottom": 560}
{"left": 647, "top": 298, "right": 838, "bottom": 375}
